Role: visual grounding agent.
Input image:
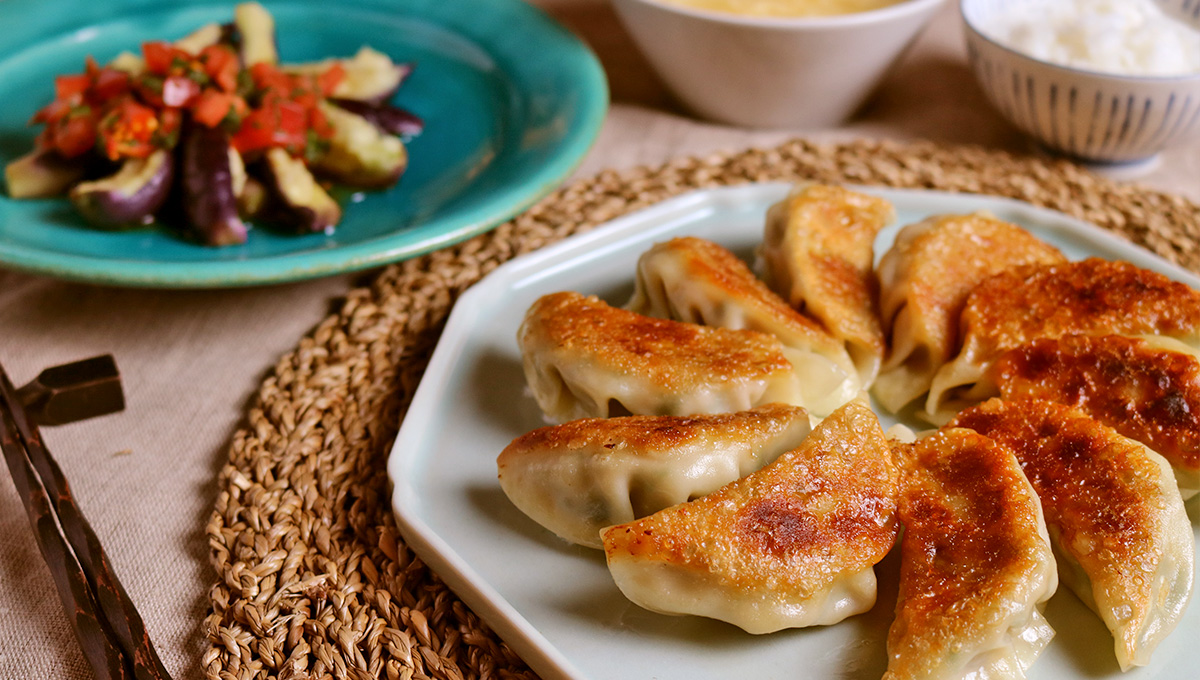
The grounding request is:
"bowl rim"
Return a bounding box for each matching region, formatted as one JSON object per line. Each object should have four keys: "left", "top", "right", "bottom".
{"left": 960, "top": 0, "right": 1200, "bottom": 83}
{"left": 612, "top": 0, "right": 948, "bottom": 29}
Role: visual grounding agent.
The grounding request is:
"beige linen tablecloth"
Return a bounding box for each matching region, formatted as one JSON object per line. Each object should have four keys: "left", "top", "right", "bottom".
{"left": 1, "top": 1, "right": 1196, "bottom": 677}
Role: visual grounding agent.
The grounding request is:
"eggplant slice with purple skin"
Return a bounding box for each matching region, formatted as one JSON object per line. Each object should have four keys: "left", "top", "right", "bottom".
{"left": 312, "top": 101, "right": 408, "bottom": 188}
{"left": 181, "top": 124, "right": 247, "bottom": 246}
{"left": 261, "top": 147, "right": 341, "bottom": 233}
{"left": 4, "top": 149, "right": 90, "bottom": 199}
{"left": 284, "top": 47, "right": 410, "bottom": 105}
{"left": 329, "top": 98, "right": 423, "bottom": 139}
{"left": 69, "top": 149, "right": 174, "bottom": 229}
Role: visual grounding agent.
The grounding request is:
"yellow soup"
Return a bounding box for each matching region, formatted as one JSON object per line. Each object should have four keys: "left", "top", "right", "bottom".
{"left": 658, "top": 0, "right": 908, "bottom": 17}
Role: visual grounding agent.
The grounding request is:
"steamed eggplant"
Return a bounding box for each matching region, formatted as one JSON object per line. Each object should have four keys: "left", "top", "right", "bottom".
{"left": 181, "top": 125, "right": 247, "bottom": 246}
{"left": 284, "top": 47, "right": 410, "bottom": 104}
{"left": 261, "top": 148, "right": 341, "bottom": 232}
{"left": 4, "top": 149, "right": 89, "bottom": 199}
{"left": 312, "top": 101, "right": 407, "bottom": 188}
{"left": 69, "top": 149, "right": 174, "bottom": 228}
{"left": 234, "top": 1, "right": 278, "bottom": 66}
{"left": 330, "top": 98, "right": 423, "bottom": 139}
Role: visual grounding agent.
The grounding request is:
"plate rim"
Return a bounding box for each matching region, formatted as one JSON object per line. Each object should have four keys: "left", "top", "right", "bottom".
{"left": 0, "top": 0, "right": 608, "bottom": 288}
{"left": 387, "top": 182, "right": 1200, "bottom": 680}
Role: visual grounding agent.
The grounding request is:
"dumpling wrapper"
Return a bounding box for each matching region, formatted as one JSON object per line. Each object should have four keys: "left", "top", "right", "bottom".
{"left": 519, "top": 291, "right": 817, "bottom": 423}
{"left": 600, "top": 399, "right": 898, "bottom": 634}
{"left": 497, "top": 403, "right": 812, "bottom": 548}
{"left": 926, "top": 258, "right": 1200, "bottom": 424}
{"left": 885, "top": 428, "right": 1057, "bottom": 680}
{"left": 951, "top": 398, "right": 1195, "bottom": 671}
{"left": 759, "top": 183, "right": 895, "bottom": 386}
{"left": 872, "top": 212, "right": 1065, "bottom": 413}
{"left": 627, "top": 236, "right": 858, "bottom": 416}
{"left": 991, "top": 334, "right": 1200, "bottom": 498}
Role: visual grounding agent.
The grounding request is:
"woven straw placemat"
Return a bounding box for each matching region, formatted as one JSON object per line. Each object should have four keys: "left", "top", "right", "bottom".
{"left": 201, "top": 138, "right": 1200, "bottom": 680}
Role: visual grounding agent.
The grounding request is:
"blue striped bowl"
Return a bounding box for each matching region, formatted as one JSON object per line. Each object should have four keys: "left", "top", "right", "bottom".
{"left": 962, "top": 0, "right": 1200, "bottom": 163}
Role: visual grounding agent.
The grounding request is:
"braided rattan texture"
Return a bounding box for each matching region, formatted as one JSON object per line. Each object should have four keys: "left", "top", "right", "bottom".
{"left": 202, "top": 138, "right": 1200, "bottom": 680}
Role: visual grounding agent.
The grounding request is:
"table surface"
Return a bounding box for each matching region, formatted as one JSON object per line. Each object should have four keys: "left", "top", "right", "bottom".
{"left": 1, "top": 1, "right": 1197, "bottom": 677}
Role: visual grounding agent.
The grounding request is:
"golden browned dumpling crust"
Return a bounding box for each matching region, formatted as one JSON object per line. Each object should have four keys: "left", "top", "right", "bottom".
{"left": 885, "top": 428, "right": 1056, "bottom": 680}
{"left": 498, "top": 403, "right": 812, "bottom": 548}
{"left": 501, "top": 403, "right": 804, "bottom": 459}
{"left": 879, "top": 213, "right": 1065, "bottom": 357}
{"left": 626, "top": 236, "right": 861, "bottom": 416}
{"left": 631, "top": 236, "right": 847, "bottom": 357}
{"left": 525, "top": 291, "right": 793, "bottom": 392}
{"left": 762, "top": 184, "right": 895, "bottom": 383}
{"left": 992, "top": 335, "right": 1200, "bottom": 487}
{"left": 952, "top": 399, "right": 1172, "bottom": 580}
{"left": 950, "top": 398, "right": 1195, "bottom": 669}
{"left": 872, "top": 212, "right": 1065, "bottom": 412}
{"left": 962, "top": 258, "right": 1200, "bottom": 358}
{"left": 924, "top": 258, "right": 1200, "bottom": 424}
{"left": 600, "top": 399, "right": 898, "bottom": 633}
{"left": 603, "top": 400, "right": 896, "bottom": 589}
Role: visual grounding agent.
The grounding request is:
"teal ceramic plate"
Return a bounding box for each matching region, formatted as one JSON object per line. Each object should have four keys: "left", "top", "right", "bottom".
{"left": 0, "top": 0, "right": 607, "bottom": 287}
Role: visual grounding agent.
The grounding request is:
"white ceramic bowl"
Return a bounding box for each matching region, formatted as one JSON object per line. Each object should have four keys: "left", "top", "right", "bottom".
{"left": 610, "top": 0, "right": 947, "bottom": 129}
{"left": 962, "top": 0, "right": 1200, "bottom": 164}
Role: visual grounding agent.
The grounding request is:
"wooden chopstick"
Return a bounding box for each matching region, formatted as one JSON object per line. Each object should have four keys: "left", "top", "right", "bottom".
{"left": 0, "top": 362, "right": 170, "bottom": 680}
{"left": 0, "top": 390, "right": 133, "bottom": 679}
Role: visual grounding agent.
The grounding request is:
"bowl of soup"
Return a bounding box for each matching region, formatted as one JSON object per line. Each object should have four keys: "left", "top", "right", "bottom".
{"left": 610, "top": 0, "right": 948, "bottom": 128}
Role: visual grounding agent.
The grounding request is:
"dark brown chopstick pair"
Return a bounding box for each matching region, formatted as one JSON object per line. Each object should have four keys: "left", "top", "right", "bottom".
{"left": 0, "top": 355, "right": 170, "bottom": 680}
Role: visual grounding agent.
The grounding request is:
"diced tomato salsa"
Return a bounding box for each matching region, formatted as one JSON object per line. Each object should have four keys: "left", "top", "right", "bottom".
{"left": 31, "top": 41, "right": 344, "bottom": 162}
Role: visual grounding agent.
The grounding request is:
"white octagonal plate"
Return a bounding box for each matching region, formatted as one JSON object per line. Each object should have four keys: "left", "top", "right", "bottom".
{"left": 388, "top": 182, "right": 1200, "bottom": 680}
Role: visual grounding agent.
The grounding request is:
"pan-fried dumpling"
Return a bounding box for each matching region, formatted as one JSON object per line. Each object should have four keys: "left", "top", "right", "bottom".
{"left": 519, "top": 292, "right": 814, "bottom": 422}
{"left": 951, "top": 398, "right": 1195, "bottom": 670}
{"left": 872, "top": 213, "right": 1065, "bottom": 413}
{"left": 884, "top": 428, "right": 1057, "bottom": 680}
{"left": 759, "top": 184, "right": 895, "bottom": 385}
{"left": 926, "top": 258, "right": 1200, "bottom": 424}
{"left": 991, "top": 334, "right": 1200, "bottom": 498}
{"left": 497, "top": 404, "right": 812, "bottom": 548}
{"left": 599, "top": 399, "right": 898, "bottom": 634}
{"left": 626, "top": 236, "right": 858, "bottom": 415}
